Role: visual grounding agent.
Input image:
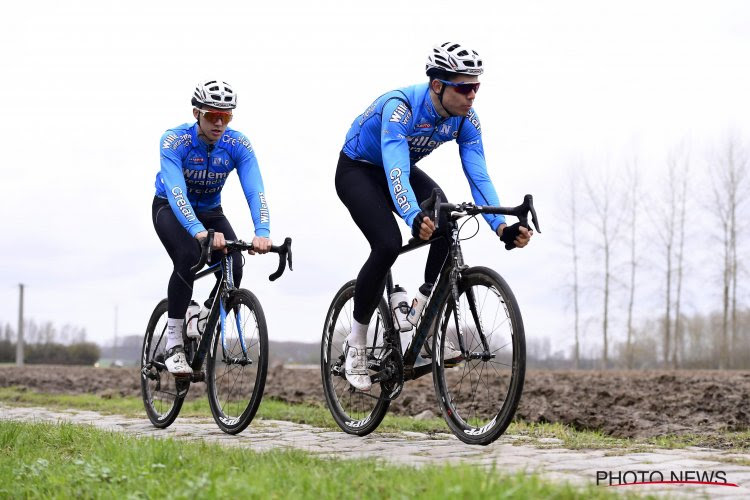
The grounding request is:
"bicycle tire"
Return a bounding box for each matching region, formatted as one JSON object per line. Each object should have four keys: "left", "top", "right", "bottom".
{"left": 432, "top": 266, "right": 526, "bottom": 445}
{"left": 321, "top": 280, "right": 391, "bottom": 436}
{"left": 206, "top": 289, "right": 268, "bottom": 435}
{"left": 140, "top": 298, "right": 187, "bottom": 428}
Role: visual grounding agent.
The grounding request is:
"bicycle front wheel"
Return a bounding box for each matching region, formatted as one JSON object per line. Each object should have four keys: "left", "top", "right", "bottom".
{"left": 321, "top": 280, "right": 391, "bottom": 436}
{"left": 140, "top": 298, "right": 187, "bottom": 428}
{"left": 206, "top": 289, "right": 268, "bottom": 435}
{"left": 432, "top": 266, "right": 526, "bottom": 445}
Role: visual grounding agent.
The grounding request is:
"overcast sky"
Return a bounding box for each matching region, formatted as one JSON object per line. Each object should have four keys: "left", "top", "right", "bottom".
{"left": 1, "top": 1, "right": 748, "bottom": 354}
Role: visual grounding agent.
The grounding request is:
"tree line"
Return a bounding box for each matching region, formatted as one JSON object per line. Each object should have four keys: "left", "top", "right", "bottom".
{"left": 562, "top": 133, "right": 749, "bottom": 369}
{"left": 0, "top": 321, "right": 100, "bottom": 365}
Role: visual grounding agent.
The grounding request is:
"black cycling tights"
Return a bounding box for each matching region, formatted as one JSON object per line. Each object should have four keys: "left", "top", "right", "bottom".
{"left": 152, "top": 197, "right": 243, "bottom": 319}
{"left": 335, "top": 151, "right": 450, "bottom": 325}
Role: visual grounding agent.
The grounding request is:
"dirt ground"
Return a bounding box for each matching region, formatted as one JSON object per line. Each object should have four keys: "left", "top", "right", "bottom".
{"left": 2, "top": 365, "right": 748, "bottom": 439}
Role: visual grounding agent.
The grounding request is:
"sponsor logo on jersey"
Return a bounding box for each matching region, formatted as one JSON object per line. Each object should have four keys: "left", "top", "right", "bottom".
{"left": 222, "top": 134, "right": 253, "bottom": 152}
{"left": 389, "top": 103, "right": 411, "bottom": 124}
{"left": 213, "top": 157, "right": 223, "bottom": 166}
{"left": 416, "top": 122, "right": 432, "bottom": 129}
{"left": 406, "top": 135, "right": 448, "bottom": 155}
{"left": 189, "top": 156, "right": 205, "bottom": 164}
{"left": 183, "top": 168, "right": 229, "bottom": 189}
{"left": 183, "top": 168, "right": 230, "bottom": 181}
{"left": 440, "top": 124, "right": 452, "bottom": 134}
{"left": 258, "top": 192, "right": 269, "bottom": 224}
{"left": 388, "top": 167, "right": 412, "bottom": 213}
{"left": 407, "top": 135, "right": 446, "bottom": 149}
{"left": 162, "top": 133, "right": 192, "bottom": 150}
{"left": 170, "top": 187, "right": 196, "bottom": 222}
{"left": 358, "top": 100, "right": 378, "bottom": 126}
{"left": 467, "top": 110, "right": 481, "bottom": 133}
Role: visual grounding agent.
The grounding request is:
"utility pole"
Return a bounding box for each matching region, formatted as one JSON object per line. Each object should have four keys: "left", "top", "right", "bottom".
{"left": 114, "top": 305, "right": 118, "bottom": 361}
{"left": 16, "top": 284, "right": 24, "bottom": 366}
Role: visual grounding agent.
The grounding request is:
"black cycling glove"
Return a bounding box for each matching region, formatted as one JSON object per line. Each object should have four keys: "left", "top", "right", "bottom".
{"left": 411, "top": 212, "right": 430, "bottom": 239}
{"left": 499, "top": 222, "right": 526, "bottom": 250}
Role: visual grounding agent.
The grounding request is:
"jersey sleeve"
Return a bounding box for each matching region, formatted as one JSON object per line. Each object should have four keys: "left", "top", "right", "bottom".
{"left": 233, "top": 135, "right": 270, "bottom": 237}
{"left": 457, "top": 111, "right": 506, "bottom": 231}
{"left": 159, "top": 132, "right": 206, "bottom": 237}
{"left": 380, "top": 98, "right": 422, "bottom": 227}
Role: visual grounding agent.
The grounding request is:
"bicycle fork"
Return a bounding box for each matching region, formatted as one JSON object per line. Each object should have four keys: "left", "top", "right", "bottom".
{"left": 220, "top": 256, "right": 253, "bottom": 367}
{"left": 446, "top": 234, "right": 495, "bottom": 362}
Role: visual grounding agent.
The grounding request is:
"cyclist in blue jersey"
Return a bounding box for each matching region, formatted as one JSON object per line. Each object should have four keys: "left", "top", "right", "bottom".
{"left": 336, "top": 43, "right": 533, "bottom": 390}
{"left": 153, "top": 79, "right": 272, "bottom": 375}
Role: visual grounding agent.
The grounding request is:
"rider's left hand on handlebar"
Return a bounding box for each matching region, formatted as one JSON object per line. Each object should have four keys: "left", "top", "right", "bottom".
{"left": 211, "top": 231, "right": 228, "bottom": 254}
{"left": 249, "top": 236, "right": 272, "bottom": 255}
{"left": 411, "top": 213, "right": 436, "bottom": 241}
{"left": 498, "top": 223, "right": 533, "bottom": 249}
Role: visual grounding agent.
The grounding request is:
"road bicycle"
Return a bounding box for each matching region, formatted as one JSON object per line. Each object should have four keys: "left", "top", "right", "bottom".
{"left": 141, "top": 231, "right": 292, "bottom": 434}
{"left": 321, "top": 190, "right": 540, "bottom": 445}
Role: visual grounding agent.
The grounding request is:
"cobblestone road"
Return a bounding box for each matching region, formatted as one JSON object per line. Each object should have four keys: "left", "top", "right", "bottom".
{"left": 2, "top": 404, "right": 749, "bottom": 498}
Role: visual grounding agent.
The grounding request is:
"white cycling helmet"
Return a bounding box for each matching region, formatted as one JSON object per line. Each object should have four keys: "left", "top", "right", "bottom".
{"left": 191, "top": 79, "right": 237, "bottom": 109}
{"left": 425, "top": 42, "right": 483, "bottom": 76}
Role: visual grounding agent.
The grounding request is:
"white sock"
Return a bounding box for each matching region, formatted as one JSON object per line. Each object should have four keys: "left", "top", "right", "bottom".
{"left": 166, "top": 317, "right": 183, "bottom": 352}
{"left": 346, "top": 318, "right": 369, "bottom": 347}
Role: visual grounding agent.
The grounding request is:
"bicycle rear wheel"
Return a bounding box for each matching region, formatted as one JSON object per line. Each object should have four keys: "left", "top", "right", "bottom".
{"left": 432, "top": 266, "right": 526, "bottom": 445}
{"left": 140, "top": 298, "right": 187, "bottom": 428}
{"left": 206, "top": 289, "right": 268, "bottom": 435}
{"left": 321, "top": 280, "right": 391, "bottom": 436}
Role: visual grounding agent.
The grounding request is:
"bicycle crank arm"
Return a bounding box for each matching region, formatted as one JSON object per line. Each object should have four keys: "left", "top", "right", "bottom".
{"left": 368, "top": 368, "right": 392, "bottom": 385}
{"left": 173, "top": 371, "right": 206, "bottom": 383}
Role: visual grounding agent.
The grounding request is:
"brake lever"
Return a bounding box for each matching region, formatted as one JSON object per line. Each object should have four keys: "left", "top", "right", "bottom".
{"left": 525, "top": 194, "right": 542, "bottom": 233}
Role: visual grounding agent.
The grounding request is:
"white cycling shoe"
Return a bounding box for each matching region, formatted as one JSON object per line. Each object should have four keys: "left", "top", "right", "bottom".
{"left": 422, "top": 338, "right": 464, "bottom": 366}
{"left": 343, "top": 341, "right": 372, "bottom": 391}
{"left": 165, "top": 346, "right": 193, "bottom": 375}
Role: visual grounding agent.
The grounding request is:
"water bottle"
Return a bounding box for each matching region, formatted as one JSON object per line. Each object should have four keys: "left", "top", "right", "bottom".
{"left": 197, "top": 306, "right": 210, "bottom": 335}
{"left": 390, "top": 285, "right": 412, "bottom": 332}
{"left": 185, "top": 301, "right": 201, "bottom": 338}
{"left": 408, "top": 282, "right": 433, "bottom": 327}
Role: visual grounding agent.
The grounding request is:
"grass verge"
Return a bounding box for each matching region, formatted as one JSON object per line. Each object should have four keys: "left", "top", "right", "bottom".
{"left": 0, "top": 420, "right": 628, "bottom": 499}
{"left": 2, "top": 387, "right": 749, "bottom": 453}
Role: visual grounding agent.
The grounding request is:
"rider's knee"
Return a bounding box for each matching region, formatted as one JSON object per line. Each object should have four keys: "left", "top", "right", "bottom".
{"left": 373, "top": 237, "right": 401, "bottom": 264}
{"left": 176, "top": 243, "right": 201, "bottom": 270}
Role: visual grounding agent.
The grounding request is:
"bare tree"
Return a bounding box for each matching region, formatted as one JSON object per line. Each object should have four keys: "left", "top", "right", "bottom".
{"left": 671, "top": 144, "right": 690, "bottom": 368}
{"left": 624, "top": 159, "right": 640, "bottom": 369}
{"left": 708, "top": 133, "right": 749, "bottom": 368}
{"left": 564, "top": 169, "right": 582, "bottom": 369}
{"left": 652, "top": 149, "right": 684, "bottom": 368}
{"left": 583, "top": 164, "right": 625, "bottom": 369}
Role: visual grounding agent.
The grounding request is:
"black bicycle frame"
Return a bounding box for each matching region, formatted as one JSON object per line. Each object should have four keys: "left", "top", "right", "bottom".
{"left": 185, "top": 235, "right": 293, "bottom": 376}
{"left": 188, "top": 258, "right": 230, "bottom": 373}
{"left": 374, "top": 187, "right": 541, "bottom": 383}
{"left": 377, "top": 220, "right": 471, "bottom": 382}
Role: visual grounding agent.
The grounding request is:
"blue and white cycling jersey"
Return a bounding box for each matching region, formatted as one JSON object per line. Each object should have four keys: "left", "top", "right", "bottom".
{"left": 155, "top": 123, "right": 270, "bottom": 238}
{"left": 342, "top": 82, "right": 505, "bottom": 231}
